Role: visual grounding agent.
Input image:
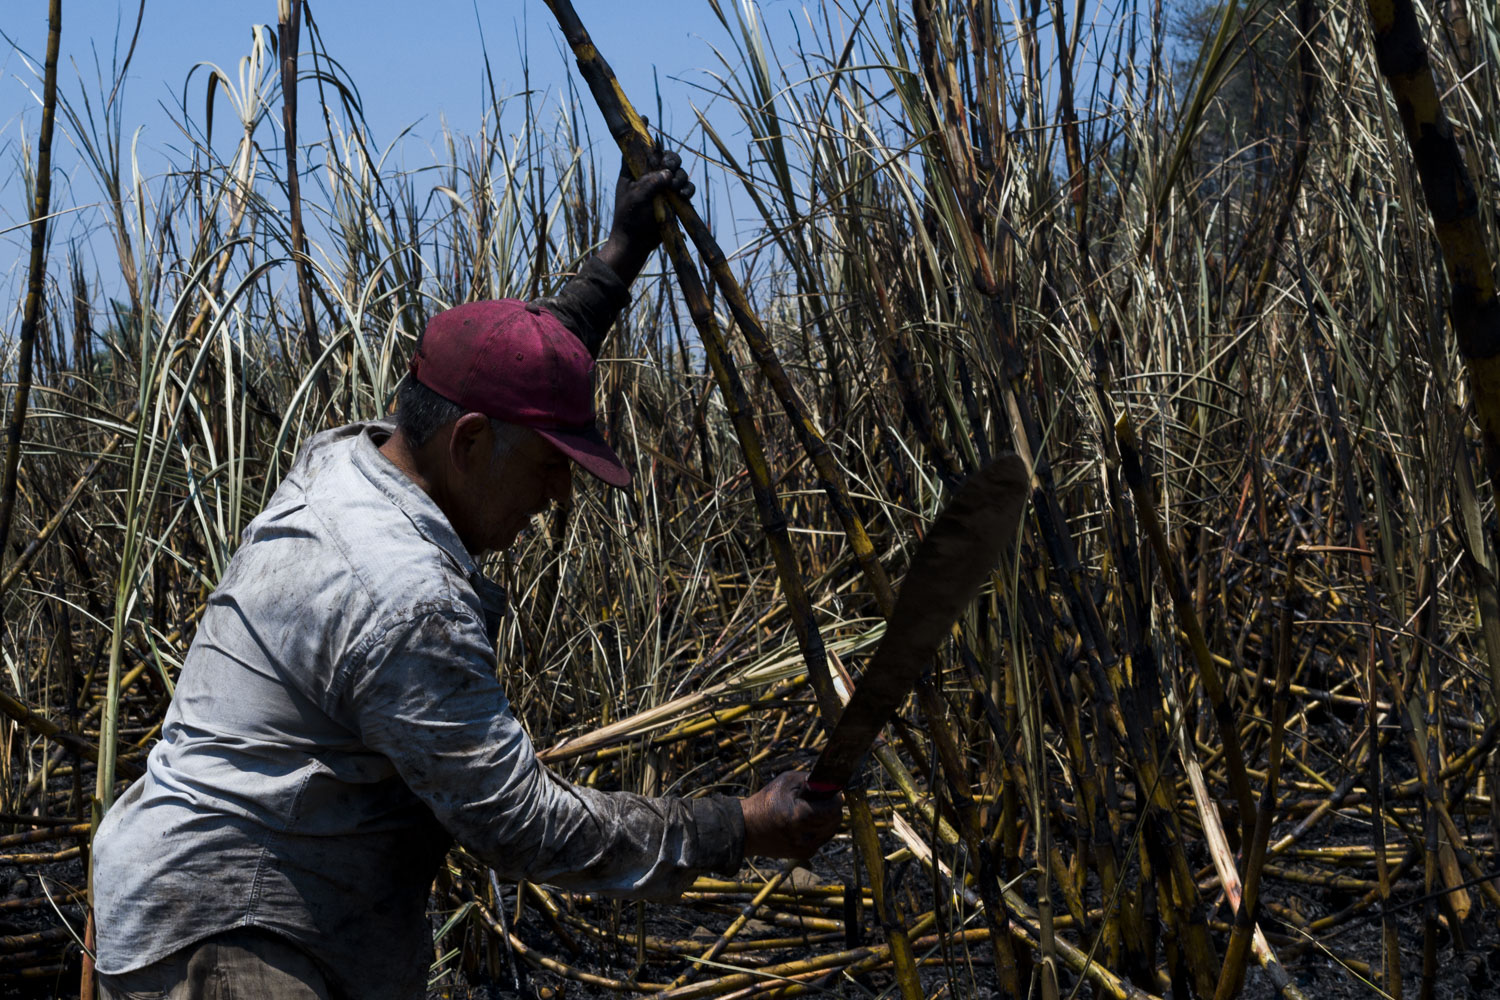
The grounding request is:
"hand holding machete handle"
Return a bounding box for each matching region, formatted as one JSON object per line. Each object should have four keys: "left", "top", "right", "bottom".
{"left": 805, "top": 454, "right": 1031, "bottom": 800}
{"left": 741, "top": 772, "right": 842, "bottom": 860}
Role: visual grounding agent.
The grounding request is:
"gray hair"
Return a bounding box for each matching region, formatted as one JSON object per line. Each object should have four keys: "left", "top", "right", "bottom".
{"left": 395, "top": 376, "right": 528, "bottom": 459}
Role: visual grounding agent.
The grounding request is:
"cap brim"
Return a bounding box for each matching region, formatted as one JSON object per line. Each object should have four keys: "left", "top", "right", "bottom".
{"left": 535, "top": 424, "right": 632, "bottom": 489}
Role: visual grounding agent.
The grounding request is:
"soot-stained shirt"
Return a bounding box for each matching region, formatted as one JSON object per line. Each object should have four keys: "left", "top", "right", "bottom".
{"left": 91, "top": 260, "right": 745, "bottom": 1000}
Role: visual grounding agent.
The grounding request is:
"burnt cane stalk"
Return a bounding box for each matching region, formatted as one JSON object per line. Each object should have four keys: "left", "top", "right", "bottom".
{"left": 278, "top": 0, "right": 330, "bottom": 406}
{"left": 0, "top": 0, "right": 62, "bottom": 591}
{"left": 1366, "top": 0, "right": 1500, "bottom": 711}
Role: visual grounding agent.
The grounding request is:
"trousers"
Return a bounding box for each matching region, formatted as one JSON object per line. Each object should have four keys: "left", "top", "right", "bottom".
{"left": 97, "top": 927, "right": 334, "bottom": 1000}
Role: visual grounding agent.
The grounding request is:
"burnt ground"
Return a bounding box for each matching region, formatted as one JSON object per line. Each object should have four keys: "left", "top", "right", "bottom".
{"left": 0, "top": 838, "right": 87, "bottom": 999}
{"left": 0, "top": 787, "right": 1492, "bottom": 997}
{"left": 0, "top": 815, "right": 1492, "bottom": 998}
{"left": 421, "top": 805, "right": 1500, "bottom": 1000}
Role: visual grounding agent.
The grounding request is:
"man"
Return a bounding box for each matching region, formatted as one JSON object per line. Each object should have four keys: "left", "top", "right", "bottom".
{"left": 92, "top": 152, "right": 842, "bottom": 999}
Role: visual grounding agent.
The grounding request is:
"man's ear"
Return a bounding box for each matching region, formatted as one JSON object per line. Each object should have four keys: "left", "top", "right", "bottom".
{"left": 448, "top": 413, "right": 492, "bottom": 476}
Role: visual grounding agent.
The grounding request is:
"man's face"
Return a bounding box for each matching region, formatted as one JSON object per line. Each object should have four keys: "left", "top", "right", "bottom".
{"left": 452, "top": 422, "right": 573, "bottom": 555}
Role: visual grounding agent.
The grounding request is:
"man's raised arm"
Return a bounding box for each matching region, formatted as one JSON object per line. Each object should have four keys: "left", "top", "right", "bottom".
{"left": 531, "top": 148, "right": 694, "bottom": 357}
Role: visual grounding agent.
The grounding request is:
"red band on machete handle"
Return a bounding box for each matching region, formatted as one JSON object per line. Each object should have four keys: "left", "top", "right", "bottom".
{"left": 803, "top": 779, "right": 843, "bottom": 801}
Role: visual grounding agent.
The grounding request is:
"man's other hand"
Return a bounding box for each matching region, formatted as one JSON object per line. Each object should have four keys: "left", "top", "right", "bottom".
{"left": 598, "top": 135, "right": 695, "bottom": 283}
{"left": 740, "top": 771, "right": 843, "bottom": 860}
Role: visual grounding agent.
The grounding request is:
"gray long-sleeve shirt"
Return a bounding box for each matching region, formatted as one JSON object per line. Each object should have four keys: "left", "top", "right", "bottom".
{"left": 92, "top": 261, "right": 744, "bottom": 999}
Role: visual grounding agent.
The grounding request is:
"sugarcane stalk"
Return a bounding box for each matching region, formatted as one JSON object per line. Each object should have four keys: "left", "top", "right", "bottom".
{"left": 1365, "top": 0, "right": 1500, "bottom": 711}
{"left": 1038, "top": 648, "right": 1101, "bottom": 911}
{"left": 887, "top": 809, "right": 1168, "bottom": 1000}
{"left": 1369, "top": 656, "right": 1403, "bottom": 998}
{"left": 1014, "top": 623, "right": 1060, "bottom": 1000}
{"left": 1058, "top": 593, "right": 1215, "bottom": 990}
{"left": 277, "top": 0, "right": 330, "bottom": 406}
{"left": 0, "top": 0, "right": 63, "bottom": 593}
{"left": 910, "top": 668, "right": 1026, "bottom": 990}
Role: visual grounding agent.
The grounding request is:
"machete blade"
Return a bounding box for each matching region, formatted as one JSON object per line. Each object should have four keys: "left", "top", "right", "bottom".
{"left": 807, "top": 453, "right": 1030, "bottom": 796}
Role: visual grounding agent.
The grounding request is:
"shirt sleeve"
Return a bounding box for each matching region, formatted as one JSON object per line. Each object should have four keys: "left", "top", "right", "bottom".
{"left": 342, "top": 605, "right": 743, "bottom": 899}
{"left": 528, "top": 256, "right": 632, "bottom": 358}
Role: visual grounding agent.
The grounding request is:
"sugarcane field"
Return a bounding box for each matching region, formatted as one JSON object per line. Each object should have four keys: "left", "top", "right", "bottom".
{"left": 3, "top": 0, "right": 1500, "bottom": 997}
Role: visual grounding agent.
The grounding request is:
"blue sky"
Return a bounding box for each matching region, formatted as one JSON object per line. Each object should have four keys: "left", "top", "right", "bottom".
{"left": 1, "top": 1, "right": 828, "bottom": 295}
{"left": 0, "top": 0, "right": 788, "bottom": 156}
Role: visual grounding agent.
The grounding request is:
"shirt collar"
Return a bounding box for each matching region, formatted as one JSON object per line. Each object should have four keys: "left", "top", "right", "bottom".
{"left": 349, "top": 420, "right": 509, "bottom": 634}
{"left": 349, "top": 418, "right": 480, "bottom": 581}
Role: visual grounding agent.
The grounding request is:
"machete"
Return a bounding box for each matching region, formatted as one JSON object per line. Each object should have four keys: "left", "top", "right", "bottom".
{"left": 806, "top": 453, "right": 1030, "bottom": 799}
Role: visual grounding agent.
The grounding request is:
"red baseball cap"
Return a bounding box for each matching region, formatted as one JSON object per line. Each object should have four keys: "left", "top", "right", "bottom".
{"left": 409, "top": 299, "right": 631, "bottom": 488}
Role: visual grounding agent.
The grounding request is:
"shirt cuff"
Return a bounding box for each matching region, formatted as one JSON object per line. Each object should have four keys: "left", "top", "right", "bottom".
{"left": 531, "top": 256, "right": 632, "bottom": 358}
{"left": 691, "top": 794, "right": 745, "bottom": 875}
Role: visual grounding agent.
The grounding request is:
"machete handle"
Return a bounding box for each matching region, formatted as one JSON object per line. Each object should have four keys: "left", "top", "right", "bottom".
{"left": 803, "top": 779, "right": 844, "bottom": 801}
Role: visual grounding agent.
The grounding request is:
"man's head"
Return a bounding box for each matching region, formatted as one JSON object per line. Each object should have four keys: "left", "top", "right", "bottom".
{"left": 385, "top": 300, "right": 630, "bottom": 555}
